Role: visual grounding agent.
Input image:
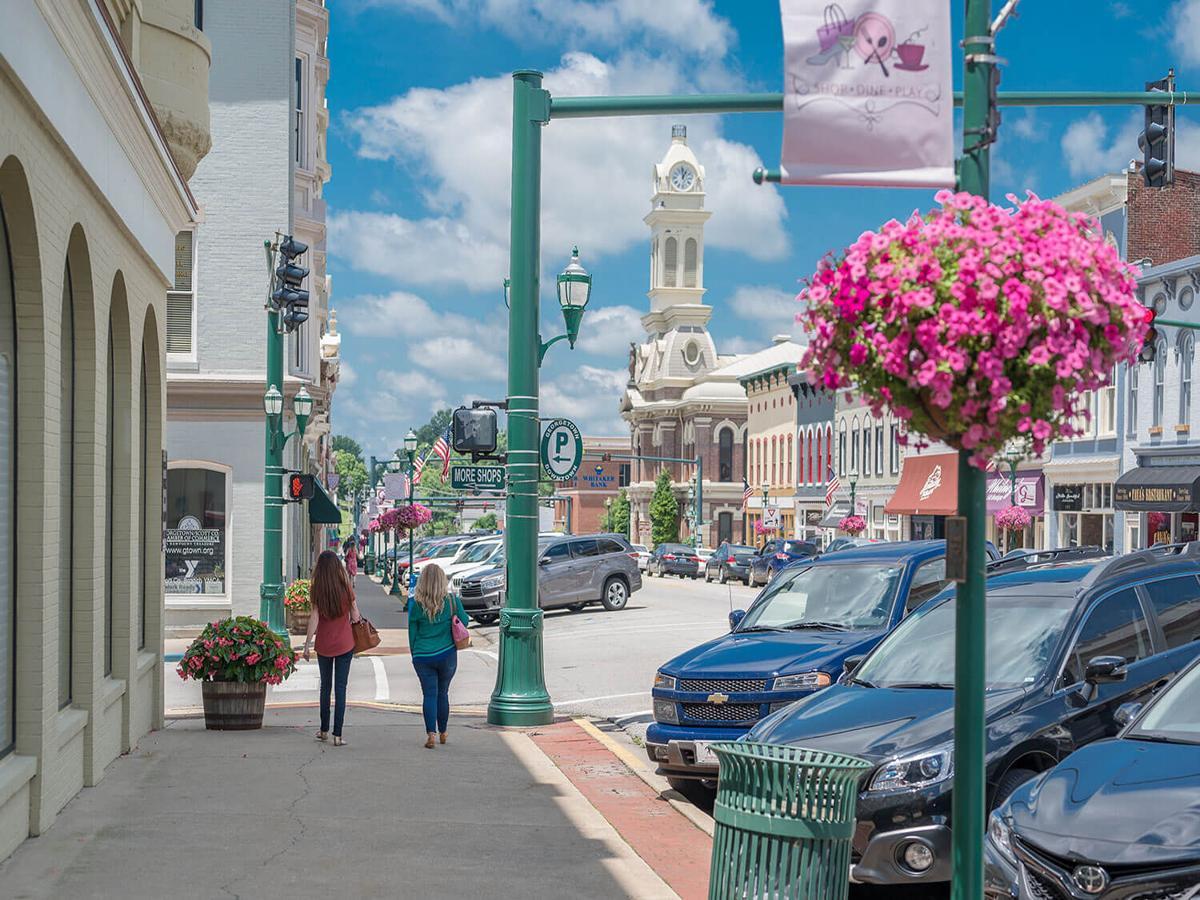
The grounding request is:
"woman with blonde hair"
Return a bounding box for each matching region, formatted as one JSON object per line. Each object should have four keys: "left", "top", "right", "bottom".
{"left": 408, "top": 562, "right": 469, "bottom": 748}
{"left": 303, "top": 549, "right": 361, "bottom": 746}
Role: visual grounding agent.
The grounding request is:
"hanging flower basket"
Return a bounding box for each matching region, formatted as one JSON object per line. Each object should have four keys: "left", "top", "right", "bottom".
{"left": 798, "top": 192, "right": 1149, "bottom": 468}
{"left": 393, "top": 503, "right": 433, "bottom": 531}
{"left": 995, "top": 505, "right": 1032, "bottom": 533}
{"left": 839, "top": 515, "right": 867, "bottom": 536}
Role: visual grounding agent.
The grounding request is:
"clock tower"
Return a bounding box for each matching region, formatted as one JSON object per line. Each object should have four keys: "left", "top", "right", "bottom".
{"left": 644, "top": 124, "right": 713, "bottom": 336}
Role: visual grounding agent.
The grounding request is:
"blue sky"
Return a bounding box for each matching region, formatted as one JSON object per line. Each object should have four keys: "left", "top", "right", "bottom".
{"left": 325, "top": 0, "right": 1200, "bottom": 461}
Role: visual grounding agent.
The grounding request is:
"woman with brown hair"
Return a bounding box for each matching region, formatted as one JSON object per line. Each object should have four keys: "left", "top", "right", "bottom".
{"left": 303, "top": 549, "right": 361, "bottom": 746}
{"left": 408, "top": 563, "right": 470, "bottom": 748}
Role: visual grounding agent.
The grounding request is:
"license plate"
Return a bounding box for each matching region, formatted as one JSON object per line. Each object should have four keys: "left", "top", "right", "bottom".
{"left": 692, "top": 741, "right": 719, "bottom": 765}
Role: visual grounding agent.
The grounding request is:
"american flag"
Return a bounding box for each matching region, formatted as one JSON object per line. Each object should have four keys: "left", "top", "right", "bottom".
{"left": 413, "top": 453, "right": 426, "bottom": 483}
{"left": 825, "top": 464, "right": 840, "bottom": 508}
{"left": 741, "top": 478, "right": 753, "bottom": 511}
{"left": 432, "top": 426, "right": 452, "bottom": 482}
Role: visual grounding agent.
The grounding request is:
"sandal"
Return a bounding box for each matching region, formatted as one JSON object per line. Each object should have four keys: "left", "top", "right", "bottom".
{"left": 439, "top": 732, "right": 448, "bottom": 745}
{"left": 315, "top": 731, "right": 328, "bottom": 742}
{"left": 424, "top": 733, "right": 436, "bottom": 749}
{"left": 333, "top": 736, "right": 348, "bottom": 747}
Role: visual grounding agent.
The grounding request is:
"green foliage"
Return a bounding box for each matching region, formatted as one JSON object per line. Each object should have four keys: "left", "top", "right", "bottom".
{"left": 334, "top": 450, "right": 368, "bottom": 499}
{"left": 475, "top": 512, "right": 498, "bottom": 530}
{"left": 174, "top": 616, "right": 298, "bottom": 685}
{"left": 331, "top": 434, "right": 364, "bottom": 462}
{"left": 412, "top": 409, "right": 453, "bottom": 455}
{"left": 649, "top": 470, "right": 679, "bottom": 546}
{"left": 610, "top": 489, "right": 631, "bottom": 538}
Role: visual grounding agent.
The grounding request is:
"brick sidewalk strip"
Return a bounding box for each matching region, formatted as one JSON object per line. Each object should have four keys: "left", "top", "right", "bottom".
{"left": 531, "top": 720, "right": 712, "bottom": 900}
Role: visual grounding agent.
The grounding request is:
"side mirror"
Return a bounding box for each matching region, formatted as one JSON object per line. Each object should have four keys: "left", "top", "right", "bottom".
{"left": 1084, "top": 655, "right": 1128, "bottom": 685}
{"left": 843, "top": 656, "right": 865, "bottom": 677}
{"left": 538, "top": 557, "right": 549, "bottom": 566}
{"left": 729, "top": 609, "right": 746, "bottom": 631}
{"left": 1114, "top": 701, "right": 1143, "bottom": 729}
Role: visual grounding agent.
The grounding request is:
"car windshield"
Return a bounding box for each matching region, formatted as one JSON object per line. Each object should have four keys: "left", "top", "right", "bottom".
{"left": 727, "top": 545, "right": 755, "bottom": 555}
{"left": 431, "top": 542, "right": 463, "bottom": 558}
{"left": 738, "top": 563, "right": 902, "bottom": 631}
{"left": 662, "top": 545, "right": 694, "bottom": 555}
{"left": 1128, "top": 662, "right": 1200, "bottom": 744}
{"left": 460, "top": 541, "right": 500, "bottom": 564}
{"left": 855, "top": 594, "right": 1073, "bottom": 690}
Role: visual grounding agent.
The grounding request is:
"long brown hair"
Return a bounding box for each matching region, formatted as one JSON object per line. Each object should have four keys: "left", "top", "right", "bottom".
{"left": 414, "top": 563, "right": 449, "bottom": 619}
{"left": 311, "top": 550, "right": 352, "bottom": 619}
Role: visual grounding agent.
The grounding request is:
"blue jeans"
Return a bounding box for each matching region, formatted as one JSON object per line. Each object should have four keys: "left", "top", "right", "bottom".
{"left": 318, "top": 649, "right": 354, "bottom": 737}
{"left": 412, "top": 647, "right": 457, "bottom": 733}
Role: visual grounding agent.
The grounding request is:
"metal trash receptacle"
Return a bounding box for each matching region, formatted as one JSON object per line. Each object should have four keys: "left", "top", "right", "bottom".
{"left": 708, "top": 742, "right": 871, "bottom": 900}
{"left": 363, "top": 553, "right": 376, "bottom": 575}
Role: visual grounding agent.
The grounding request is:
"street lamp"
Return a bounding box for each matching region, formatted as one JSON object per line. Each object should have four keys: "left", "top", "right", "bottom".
{"left": 404, "top": 429, "right": 418, "bottom": 599}
{"left": 686, "top": 485, "right": 696, "bottom": 546}
{"left": 849, "top": 475, "right": 858, "bottom": 517}
{"left": 387, "top": 448, "right": 405, "bottom": 597}
{"left": 760, "top": 479, "right": 770, "bottom": 542}
{"left": 293, "top": 386, "right": 313, "bottom": 431}
{"left": 538, "top": 247, "right": 593, "bottom": 363}
{"left": 263, "top": 384, "right": 284, "bottom": 418}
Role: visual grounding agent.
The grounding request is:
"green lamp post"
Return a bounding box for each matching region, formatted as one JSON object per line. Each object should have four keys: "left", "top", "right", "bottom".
{"left": 260, "top": 383, "right": 312, "bottom": 639}
{"left": 489, "top": 228, "right": 592, "bottom": 726}
{"left": 404, "top": 429, "right": 419, "bottom": 597}
{"left": 388, "top": 449, "right": 405, "bottom": 596}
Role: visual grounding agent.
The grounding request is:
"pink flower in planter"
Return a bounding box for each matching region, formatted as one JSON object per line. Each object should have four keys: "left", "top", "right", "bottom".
{"left": 245, "top": 653, "right": 261, "bottom": 666}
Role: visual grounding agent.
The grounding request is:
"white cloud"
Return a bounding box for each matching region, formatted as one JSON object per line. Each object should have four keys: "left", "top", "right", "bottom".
{"left": 541, "top": 365, "right": 628, "bottom": 435}
{"left": 333, "top": 52, "right": 787, "bottom": 291}
{"left": 1008, "top": 111, "right": 1038, "bottom": 141}
{"left": 416, "top": 335, "right": 506, "bottom": 381}
{"left": 339, "top": 360, "right": 358, "bottom": 388}
{"left": 1171, "top": 0, "right": 1200, "bottom": 65}
{"left": 339, "top": 290, "right": 499, "bottom": 341}
{"left": 720, "top": 335, "right": 767, "bottom": 355}
{"left": 728, "top": 284, "right": 807, "bottom": 344}
{"left": 575, "top": 304, "right": 644, "bottom": 357}
{"left": 1060, "top": 110, "right": 1200, "bottom": 180}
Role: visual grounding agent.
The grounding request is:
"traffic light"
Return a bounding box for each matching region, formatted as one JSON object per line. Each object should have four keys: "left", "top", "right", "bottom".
{"left": 285, "top": 471, "right": 315, "bottom": 502}
{"left": 1138, "top": 72, "right": 1175, "bottom": 188}
{"left": 1139, "top": 306, "right": 1158, "bottom": 364}
{"left": 272, "top": 235, "right": 309, "bottom": 332}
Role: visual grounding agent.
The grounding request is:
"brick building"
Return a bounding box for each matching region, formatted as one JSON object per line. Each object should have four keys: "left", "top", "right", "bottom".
{"left": 553, "top": 436, "right": 631, "bottom": 535}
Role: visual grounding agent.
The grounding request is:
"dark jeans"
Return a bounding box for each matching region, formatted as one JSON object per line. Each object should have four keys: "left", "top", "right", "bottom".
{"left": 412, "top": 647, "right": 457, "bottom": 734}
{"left": 318, "top": 649, "right": 354, "bottom": 737}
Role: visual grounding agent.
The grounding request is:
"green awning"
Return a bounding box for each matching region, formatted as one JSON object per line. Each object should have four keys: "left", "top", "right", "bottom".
{"left": 308, "top": 478, "right": 342, "bottom": 524}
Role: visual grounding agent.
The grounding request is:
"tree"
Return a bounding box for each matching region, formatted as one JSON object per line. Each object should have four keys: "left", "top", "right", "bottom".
{"left": 331, "top": 434, "right": 363, "bottom": 462}
{"left": 333, "top": 449, "right": 368, "bottom": 499}
{"left": 610, "top": 489, "right": 631, "bottom": 538}
{"left": 413, "top": 409, "right": 453, "bottom": 454}
{"left": 648, "top": 469, "right": 679, "bottom": 546}
{"left": 475, "top": 512, "right": 498, "bottom": 531}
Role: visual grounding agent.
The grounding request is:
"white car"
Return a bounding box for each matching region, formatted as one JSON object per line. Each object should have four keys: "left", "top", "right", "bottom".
{"left": 632, "top": 543, "right": 651, "bottom": 572}
{"left": 412, "top": 536, "right": 489, "bottom": 581}
{"left": 694, "top": 546, "right": 714, "bottom": 566}
{"left": 441, "top": 538, "right": 503, "bottom": 582}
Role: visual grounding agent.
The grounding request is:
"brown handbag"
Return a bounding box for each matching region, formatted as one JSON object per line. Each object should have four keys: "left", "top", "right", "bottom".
{"left": 351, "top": 616, "right": 380, "bottom": 653}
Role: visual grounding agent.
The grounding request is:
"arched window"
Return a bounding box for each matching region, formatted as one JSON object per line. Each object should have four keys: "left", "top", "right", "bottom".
{"left": 0, "top": 197, "right": 15, "bottom": 754}
{"left": 683, "top": 238, "right": 697, "bottom": 288}
{"left": 105, "top": 321, "right": 114, "bottom": 676}
{"left": 862, "top": 425, "right": 871, "bottom": 476}
{"left": 795, "top": 431, "right": 804, "bottom": 486}
{"left": 59, "top": 258, "right": 76, "bottom": 708}
{"left": 650, "top": 239, "right": 657, "bottom": 287}
{"left": 1181, "top": 333, "right": 1194, "bottom": 428}
{"left": 838, "top": 421, "right": 847, "bottom": 477}
{"left": 850, "top": 418, "right": 859, "bottom": 473}
{"left": 663, "top": 237, "right": 677, "bottom": 287}
{"left": 1153, "top": 341, "right": 1166, "bottom": 427}
{"left": 788, "top": 432, "right": 795, "bottom": 485}
{"left": 815, "top": 429, "right": 823, "bottom": 486}
{"left": 139, "top": 345, "right": 149, "bottom": 649}
{"left": 718, "top": 427, "right": 734, "bottom": 482}
{"left": 826, "top": 424, "right": 833, "bottom": 481}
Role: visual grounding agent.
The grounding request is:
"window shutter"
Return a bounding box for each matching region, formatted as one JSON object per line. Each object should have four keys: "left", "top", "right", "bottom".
{"left": 167, "top": 231, "right": 193, "bottom": 355}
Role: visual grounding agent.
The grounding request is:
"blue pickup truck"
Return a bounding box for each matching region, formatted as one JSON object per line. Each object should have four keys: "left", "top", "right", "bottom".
{"left": 646, "top": 541, "right": 955, "bottom": 803}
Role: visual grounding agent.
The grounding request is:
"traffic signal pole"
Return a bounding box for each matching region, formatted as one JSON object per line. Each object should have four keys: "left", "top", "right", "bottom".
{"left": 260, "top": 302, "right": 287, "bottom": 639}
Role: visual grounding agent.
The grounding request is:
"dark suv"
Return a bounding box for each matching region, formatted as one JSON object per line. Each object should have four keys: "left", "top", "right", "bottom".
{"left": 748, "top": 543, "right": 1200, "bottom": 889}
{"left": 747, "top": 538, "right": 818, "bottom": 587}
{"left": 456, "top": 533, "right": 642, "bottom": 624}
{"left": 647, "top": 543, "right": 701, "bottom": 578}
{"left": 703, "top": 542, "right": 757, "bottom": 584}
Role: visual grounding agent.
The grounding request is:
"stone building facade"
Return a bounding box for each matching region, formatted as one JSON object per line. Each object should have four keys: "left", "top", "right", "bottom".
{"left": 0, "top": 0, "right": 208, "bottom": 861}
{"left": 739, "top": 340, "right": 804, "bottom": 539}
{"left": 621, "top": 127, "right": 748, "bottom": 548}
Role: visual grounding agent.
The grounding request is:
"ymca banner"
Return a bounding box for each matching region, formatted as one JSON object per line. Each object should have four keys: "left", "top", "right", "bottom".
{"left": 780, "top": 1, "right": 955, "bottom": 187}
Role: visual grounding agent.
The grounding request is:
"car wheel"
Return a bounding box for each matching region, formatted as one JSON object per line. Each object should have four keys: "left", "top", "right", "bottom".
{"left": 718, "top": 566, "right": 728, "bottom": 584}
{"left": 667, "top": 777, "right": 717, "bottom": 809}
{"left": 992, "top": 768, "right": 1038, "bottom": 808}
{"left": 601, "top": 577, "right": 629, "bottom": 611}
{"left": 704, "top": 568, "right": 712, "bottom": 583}
{"left": 470, "top": 613, "right": 499, "bottom": 625}
{"left": 567, "top": 602, "right": 586, "bottom": 612}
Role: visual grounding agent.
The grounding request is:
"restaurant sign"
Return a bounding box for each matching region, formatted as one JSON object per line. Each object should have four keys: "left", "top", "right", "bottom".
{"left": 1114, "top": 485, "right": 1194, "bottom": 507}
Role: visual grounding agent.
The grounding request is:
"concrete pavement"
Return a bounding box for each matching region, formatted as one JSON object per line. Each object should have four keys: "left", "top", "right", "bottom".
{"left": 0, "top": 707, "right": 686, "bottom": 900}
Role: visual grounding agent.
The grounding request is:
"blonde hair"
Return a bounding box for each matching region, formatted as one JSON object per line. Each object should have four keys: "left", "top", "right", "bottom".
{"left": 415, "top": 563, "right": 449, "bottom": 618}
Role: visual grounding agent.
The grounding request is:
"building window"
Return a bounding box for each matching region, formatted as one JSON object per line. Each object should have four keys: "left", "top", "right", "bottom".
{"left": 139, "top": 349, "right": 149, "bottom": 650}
{"left": 618, "top": 463, "right": 630, "bottom": 487}
{"left": 838, "top": 421, "right": 847, "bottom": 477}
{"left": 167, "top": 231, "right": 195, "bottom": 358}
{"left": 60, "top": 259, "right": 76, "bottom": 708}
{"left": 718, "top": 428, "right": 733, "bottom": 482}
{"left": 663, "top": 237, "right": 677, "bottom": 287}
{"left": 683, "top": 238, "right": 697, "bottom": 288}
{"left": 105, "top": 322, "right": 114, "bottom": 676}
{"left": 1181, "top": 334, "right": 1194, "bottom": 428}
{"left": 815, "top": 429, "right": 823, "bottom": 486}
{"left": 849, "top": 420, "right": 858, "bottom": 473}
{"left": 889, "top": 423, "right": 899, "bottom": 474}
{"left": 718, "top": 512, "right": 733, "bottom": 545}
{"left": 166, "top": 466, "right": 228, "bottom": 596}
{"left": 1127, "top": 364, "right": 1138, "bottom": 436}
{"left": 861, "top": 426, "right": 871, "bottom": 476}
{"left": 294, "top": 57, "right": 305, "bottom": 167}
{"left": 0, "top": 199, "right": 15, "bottom": 755}
{"left": 194, "top": 0, "right": 203, "bottom": 29}
{"left": 1153, "top": 343, "right": 1166, "bottom": 428}
{"left": 1098, "top": 367, "right": 1117, "bottom": 436}
{"left": 292, "top": 320, "right": 308, "bottom": 374}
{"left": 826, "top": 424, "right": 833, "bottom": 480}
{"left": 874, "top": 424, "right": 883, "bottom": 476}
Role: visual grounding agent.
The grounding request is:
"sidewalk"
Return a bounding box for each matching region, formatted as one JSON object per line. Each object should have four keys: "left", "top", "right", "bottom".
{"left": 0, "top": 707, "right": 706, "bottom": 899}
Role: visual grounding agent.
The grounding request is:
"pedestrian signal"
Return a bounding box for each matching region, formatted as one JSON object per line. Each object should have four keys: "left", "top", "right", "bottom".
{"left": 1139, "top": 307, "right": 1158, "bottom": 364}
{"left": 286, "top": 472, "right": 315, "bottom": 502}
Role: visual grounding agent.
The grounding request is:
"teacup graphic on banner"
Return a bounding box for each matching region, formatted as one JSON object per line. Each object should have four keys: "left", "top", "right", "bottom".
{"left": 806, "top": 7, "right": 931, "bottom": 76}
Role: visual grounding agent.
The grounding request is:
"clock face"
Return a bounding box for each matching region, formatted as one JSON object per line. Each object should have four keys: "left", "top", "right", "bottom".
{"left": 669, "top": 163, "right": 695, "bottom": 191}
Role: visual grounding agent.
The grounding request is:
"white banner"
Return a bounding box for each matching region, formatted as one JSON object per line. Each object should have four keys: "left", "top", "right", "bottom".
{"left": 780, "top": 0, "right": 954, "bottom": 187}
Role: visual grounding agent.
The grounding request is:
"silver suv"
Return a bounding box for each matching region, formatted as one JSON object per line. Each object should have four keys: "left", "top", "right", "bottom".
{"left": 537, "top": 533, "right": 643, "bottom": 613}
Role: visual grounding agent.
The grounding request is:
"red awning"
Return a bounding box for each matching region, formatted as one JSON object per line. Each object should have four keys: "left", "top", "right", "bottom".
{"left": 884, "top": 453, "right": 959, "bottom": 516}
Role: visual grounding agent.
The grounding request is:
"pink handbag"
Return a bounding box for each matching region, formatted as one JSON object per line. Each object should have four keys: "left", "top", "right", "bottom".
{"left": 449, "top": 599, "right": 471, "bottom": 650}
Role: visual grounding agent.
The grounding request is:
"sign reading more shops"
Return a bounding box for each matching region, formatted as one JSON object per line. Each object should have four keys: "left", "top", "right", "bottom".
{"left": 450, "top": 465, "right": 505, "bottom": 491}
{"left": 540, "top": 418, "right": 582, "bottom": 481}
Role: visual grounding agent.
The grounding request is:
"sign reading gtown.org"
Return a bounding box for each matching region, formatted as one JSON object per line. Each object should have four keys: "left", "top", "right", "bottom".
{"left": 450, "top": 465, "right": 505, "bottom": 491}
{"left": 540, "top": 418, "right": 583, "bottom": 481}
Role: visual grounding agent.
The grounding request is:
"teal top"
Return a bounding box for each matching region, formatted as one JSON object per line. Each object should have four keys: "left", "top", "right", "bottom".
{"left": 407, "top": 595, "right": 470, "bottom": 658}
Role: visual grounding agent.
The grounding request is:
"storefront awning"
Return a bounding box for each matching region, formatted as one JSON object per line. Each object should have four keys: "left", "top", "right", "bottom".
{"left": 986, "top": 469, "right": 1044, "bottom": 514}
{"left": 818, "top": 501, "right": 849, "bottom": 528}
{"left": 308, "top": 478, "right": 342, "bottom": 524}
{"left": 1113, "top": 465, "right": 1200, "bottom": 512}
{"left": 885, "top": 453, "right": 959, "bottom": 516}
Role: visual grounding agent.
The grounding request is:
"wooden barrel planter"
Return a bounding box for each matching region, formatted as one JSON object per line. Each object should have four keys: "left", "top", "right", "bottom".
{"left": 201, "top": 681, "right": 267, "bottom": 731}
{"left": 286, "top": 607, "right": 311, "bottom": 635}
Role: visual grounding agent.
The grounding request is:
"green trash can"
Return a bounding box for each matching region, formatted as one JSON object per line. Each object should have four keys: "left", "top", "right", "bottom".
{"left": 708, "top": 742, "right": 871, "bottom": 900}
{"left": 363, "top": 553, "right": 375, "bottom": 576}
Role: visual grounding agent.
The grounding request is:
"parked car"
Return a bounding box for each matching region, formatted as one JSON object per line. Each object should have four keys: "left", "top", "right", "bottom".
{"left": 646, "top": 541, "right": 961, "bottom": 804}
{"left": 631, "top": 543, "right": 651, "bottom": 572}
{"left": 695, "top": 546, "right": 714, "bottom": 566}
{"left": 747, "top": 538, "right": 819, "bottom": 586}
{"left": 703, "top": 543, "right": 757, "bottom": 584}
{"left": 441, "top": 537, "right": 503, "bottom": 582}
{"left": 747, "top": 543, "right": 1200, "bottom": 889}
{"left": 647, "top": 543, "right": 701, "bottom": 578}
{"left": 821, "top": 536, "right": 881, "bottom": 555}
{"left": 985, "top": 652, "right": 1200, "bottom": 900}
{"left": 457, "top": 532, "right": 642, "bottom": 624}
